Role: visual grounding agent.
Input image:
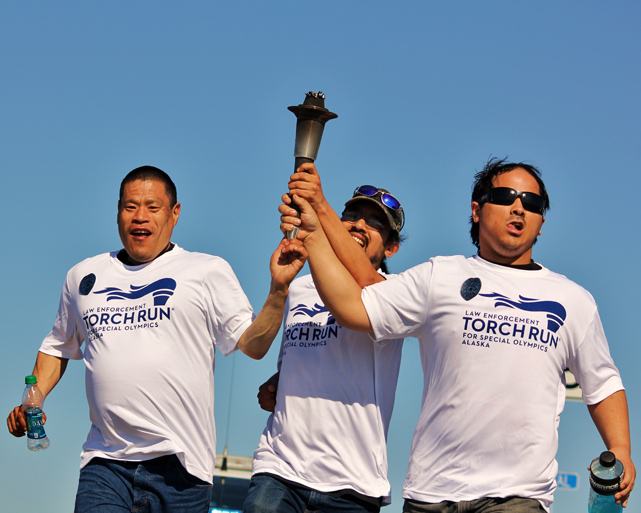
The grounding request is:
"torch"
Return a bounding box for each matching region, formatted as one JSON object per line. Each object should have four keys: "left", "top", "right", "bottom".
{"left": 286, "top": 91, "right": 338, "bottom": 239}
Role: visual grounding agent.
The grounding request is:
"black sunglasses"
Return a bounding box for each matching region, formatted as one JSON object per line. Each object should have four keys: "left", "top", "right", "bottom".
{"left": 354, "top": 185, "right": 402, "bottom": 211}
{"left": 478, "top": 187, "right": 544, "bottom": 215}
{"left": 341, "top": 211, "right": 387, "bottom": 232}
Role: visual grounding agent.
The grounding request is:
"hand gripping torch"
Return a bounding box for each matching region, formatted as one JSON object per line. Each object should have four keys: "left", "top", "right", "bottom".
{"left": 286, "top": 91, "right": 338, "bottom": 240}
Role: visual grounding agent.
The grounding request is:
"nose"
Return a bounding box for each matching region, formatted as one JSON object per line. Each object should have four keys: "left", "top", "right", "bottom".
{"left": 511, "top": 198, "right": 525, "bottom": 215}
{"left": 132, "top": 207, "right": 150, "bottom": 223}
{"left": 353, "top": 216, "right": 368, "bottom": 230}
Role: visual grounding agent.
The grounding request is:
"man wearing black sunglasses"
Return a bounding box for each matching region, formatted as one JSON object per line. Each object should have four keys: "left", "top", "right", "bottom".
{"left": 296, "top": 158, "right": 634, "bottom": 512}
{"left": 244, "top": 164, "right": 406, "bottom": 513}
{"left": 470, "top": 160, "right": 549, "bottom": 267}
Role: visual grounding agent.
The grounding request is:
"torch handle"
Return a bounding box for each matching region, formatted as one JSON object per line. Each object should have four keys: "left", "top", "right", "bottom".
{"left": 286, "top": 158, "right": 315, "bottom": 240}
{"left": 294, "top": 157, "right": 314, "bottom": 171}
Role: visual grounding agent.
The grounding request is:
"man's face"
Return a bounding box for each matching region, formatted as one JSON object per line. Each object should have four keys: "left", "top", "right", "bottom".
{"left": 341, "top": 202, "right": 399, "bottom": 269}
{"left": 117, "top": 179, "right": 181, "bottom": 265}
{"left": 471, "top": 168, "right": 545, "bottom": 266}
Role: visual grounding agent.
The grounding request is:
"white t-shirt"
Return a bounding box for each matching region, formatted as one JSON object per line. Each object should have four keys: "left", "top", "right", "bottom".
{"left": 362, "top": 255, "right": 623, "bottom": 510}
{"left": 252, "top": 273, "right": 404, "bottom": 504}
{"left": 39, "top": 245, "right": 254, "bottom": 483}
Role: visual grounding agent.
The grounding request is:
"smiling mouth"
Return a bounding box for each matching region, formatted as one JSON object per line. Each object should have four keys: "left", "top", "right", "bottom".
{"left": 350, "top": 232, "right": 367, "bottom": 248}
{"left": 131, "top": 229, "right": 152, "bottom": 237}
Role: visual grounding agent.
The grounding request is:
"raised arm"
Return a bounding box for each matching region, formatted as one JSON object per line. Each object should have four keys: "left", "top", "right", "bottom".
{"left": 237, "top": 239, "right": 307, "bottom": 360}
{"left": 283, "top": 163, "right": 385, "bottom": 287}
{"left": 7, "top": 351, "right": 68, "bottom": 437}
{"left": 290, "top": 194, "right": 373, "bottom": 333}
{"left": 588, "top": 390, "right": 635, "bottom": 507}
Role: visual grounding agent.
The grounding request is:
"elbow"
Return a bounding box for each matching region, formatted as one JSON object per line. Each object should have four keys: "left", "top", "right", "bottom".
{"left": 355, "top": 278, "right": 380, "bottom": 289}
{"left": 354, "top": 273, "right": 385, "bottom": 289}
{"left": 237, "top": 339, "right": 268, "bottom": 360}
{"left": 243, "top": 349, "right": 267, "bottom": 360}
{"left": 332, "top": 313, "right": 372, "bottom": 333}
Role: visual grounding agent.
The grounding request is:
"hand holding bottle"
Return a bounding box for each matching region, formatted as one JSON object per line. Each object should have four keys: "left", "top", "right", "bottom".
{"left": 7, "top": 375, "right": 51, "bottom": 451}
{"left": 589, "top": 451, "right": 624, "bottom": 513}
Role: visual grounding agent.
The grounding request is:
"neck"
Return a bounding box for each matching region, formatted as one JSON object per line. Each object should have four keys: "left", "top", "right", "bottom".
{"left": 477, "top": 251, "right": 541, "bottom": 270}
{"left": 118, "top": 243, "right": 174, "bottom": 266}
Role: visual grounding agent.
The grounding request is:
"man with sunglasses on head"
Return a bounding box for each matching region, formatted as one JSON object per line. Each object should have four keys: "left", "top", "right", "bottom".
{"left": 243, "top": 164, "right": 405, "bottom": 513}
{"left": 294, "top": 158, "right": 635, "bottom": 512}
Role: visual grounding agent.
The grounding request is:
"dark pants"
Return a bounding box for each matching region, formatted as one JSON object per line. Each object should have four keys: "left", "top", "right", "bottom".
{"left": 403, "top": 497, "right": 545, "bottom": 513}
{"left": 74, "top": 455, "right": 212, "bottom": 513}
{"left": 243, "top": 473, "right": 381, "bottom": 513}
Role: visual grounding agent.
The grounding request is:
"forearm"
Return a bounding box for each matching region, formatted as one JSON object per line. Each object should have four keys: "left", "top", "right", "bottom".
{"left": 32, "top": 351, "right": 68, "bottom": 399}
{"left": 588, "top": 390, "right": 631, "bottom": 455}
{"left": 305, "top": 228, "right": 373, "bottom": 332}
{"left": 237, "top": 287, "right": 289, "bottom": 360}
{"left": 315, "top": 202, "right": 385, "bottom": 287}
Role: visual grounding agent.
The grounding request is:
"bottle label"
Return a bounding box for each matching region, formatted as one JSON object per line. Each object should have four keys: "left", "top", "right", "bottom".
{"left": 25, "top": 409, "right": 46, "bottom": 440}
{"left": 590, "top": 470, "right": 624, "bottom": 496}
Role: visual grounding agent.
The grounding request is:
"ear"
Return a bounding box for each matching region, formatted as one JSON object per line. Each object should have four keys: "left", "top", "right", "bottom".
{"left": 385, "top": 241, "right": 400, "bottom": 258}
{"left": 117, "top": 200, "right": 122, "bottom": 223}
{"left": 471, "top": 201, "right": 481, "bottom": 223}
{"left": 172, "top": 202, "right": 181, "bottom": 226}
{"left": 539, "top": 216, "right": 545, "bottom": 236}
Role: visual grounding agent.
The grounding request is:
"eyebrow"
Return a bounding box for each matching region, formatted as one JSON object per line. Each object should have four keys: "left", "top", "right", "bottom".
{"left": 122, "top": 196, "right": 165, "bottom": 204}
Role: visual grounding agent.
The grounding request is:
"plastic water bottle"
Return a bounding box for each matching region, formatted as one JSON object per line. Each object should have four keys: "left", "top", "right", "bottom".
{"left": 588, "top": 451, "right": 624, "bottom": 513}
{"left": 22, "top": 375, "right": 50, "bottom": 451}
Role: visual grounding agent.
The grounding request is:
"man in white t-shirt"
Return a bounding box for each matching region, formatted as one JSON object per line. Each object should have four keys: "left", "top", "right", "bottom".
{"left": 292, "top": 158, "right": 635, "bottom": 512}
{"left": 7, "top": 165, "right": 306, "bottom": 513}
{"left": 243, "top": 163, "right": 406, "bottom": 513}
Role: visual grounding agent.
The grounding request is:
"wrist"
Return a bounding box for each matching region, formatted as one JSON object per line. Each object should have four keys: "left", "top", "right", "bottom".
{"left": 302, "top": 227, "right": 326, "bottom": 249}
{"left": 268, "top": 281, "right": 289, "bottom": 298}
{"left": 314, "top": 199, "right": 331, "bottom": 218}
{"left": 608, "top": 446, "right": 632, "bottom": 457}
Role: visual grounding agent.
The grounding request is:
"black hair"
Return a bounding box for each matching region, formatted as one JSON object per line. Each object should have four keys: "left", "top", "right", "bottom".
{"left": 119, "top": 166, "right": 177, "bottom": 207}
{"left": 470, "top": 157, "right": 550, "bottom": 248}
{"left": 379, "top": 230, "right": 406, "bottom": 274}
{"left": 342, "top": 199, "right": 406, "bottom": 274}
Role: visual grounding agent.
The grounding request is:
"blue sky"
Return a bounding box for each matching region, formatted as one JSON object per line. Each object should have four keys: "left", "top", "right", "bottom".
{"left": 1, "top": 3, "right": 639, "bottom": 512}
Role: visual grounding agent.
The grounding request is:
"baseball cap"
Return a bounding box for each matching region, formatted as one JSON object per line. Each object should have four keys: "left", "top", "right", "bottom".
{"left": 344, "top": 185, "right": 405, "bottom": 233}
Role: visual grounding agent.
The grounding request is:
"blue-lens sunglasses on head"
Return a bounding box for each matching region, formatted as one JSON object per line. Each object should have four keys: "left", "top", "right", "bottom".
{"left": 353, "top": 185, "right": 402, "bottom": 211}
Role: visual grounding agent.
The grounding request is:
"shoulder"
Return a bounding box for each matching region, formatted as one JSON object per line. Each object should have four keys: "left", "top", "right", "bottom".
{"left": 167, "top": 247, "right": 234, "bottom": 272}
{"left": 411, "top": 255, "right": 466, "bottom": 269}
{"left": 67, "top": 251, "right": 113, "bottom": 277}
{"left": 289, "top": 273, "right": 314, "bottom": 294}
{"left": 538, "top": 266, "right": 598, "bottom": 306}
{"left": 393, "top": 255, "right": 464, "bottom": 279}
{"left": 56, "top": 252, "right": 113, "bottom": 297}
{"left": 173, "top": 251, "right": 248, "bottom": 294}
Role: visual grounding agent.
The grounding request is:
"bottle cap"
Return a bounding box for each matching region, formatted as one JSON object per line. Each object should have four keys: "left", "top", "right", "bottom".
{"left": 599, "top": 451, "right": 616, "bottom": 467}
{"left": 25, "top": 375, "right": 37, "bottom": 384}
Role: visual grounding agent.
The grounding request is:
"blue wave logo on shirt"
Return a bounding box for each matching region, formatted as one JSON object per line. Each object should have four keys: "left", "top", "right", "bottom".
{"left": 94, "top": 278, "right": 177, "bottom": 306}
{"left": 292, "top": 303, "right": 327, "bottom": 317}
{"left": 480, "top": 292, "right": 566, "bottom": 333}
{"left": 291, "top": 303, "right": 335, "bottom": 324}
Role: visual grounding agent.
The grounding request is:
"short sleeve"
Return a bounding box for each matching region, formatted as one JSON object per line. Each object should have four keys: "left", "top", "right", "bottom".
{"left": 39, "top": 273, "right": 85, "bottom": 360}
{"left": 202, "top": 258, "right": 254, "bottom": 356}
{"left": 568, "top": 309, "right": 623, "bottom": 405}
{"left": 362, "top": 261, "right": 433, "bottom": 341}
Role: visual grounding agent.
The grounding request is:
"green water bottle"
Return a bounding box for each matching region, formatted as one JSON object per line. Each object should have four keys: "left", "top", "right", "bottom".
{"left": 22, "top": 375, "right": 50, "bottom": 451}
